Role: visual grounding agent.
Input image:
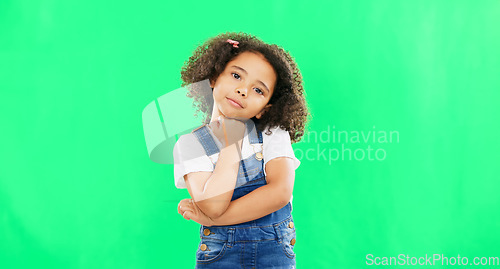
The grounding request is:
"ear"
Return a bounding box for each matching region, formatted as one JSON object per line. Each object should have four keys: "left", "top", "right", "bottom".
{"left": 255, "top": 104, "right": 272, "bottom": 119}
{"left": 209, "top": 76, "right": 217, "bottom": 89}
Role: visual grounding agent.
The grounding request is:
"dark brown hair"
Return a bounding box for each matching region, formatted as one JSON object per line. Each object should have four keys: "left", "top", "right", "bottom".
{"left": 181, "top": 32, "right": 309, "bottom": 143}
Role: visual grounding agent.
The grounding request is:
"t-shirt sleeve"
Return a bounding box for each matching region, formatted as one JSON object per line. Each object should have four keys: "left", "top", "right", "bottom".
{"left": 173, "top": 133, "right": 214, "bottom": 189}
{"left": 262, "top": 127, "right": 301, "bottom": 176}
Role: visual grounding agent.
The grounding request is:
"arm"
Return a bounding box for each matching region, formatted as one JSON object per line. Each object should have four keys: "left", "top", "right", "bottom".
{"left": 184, "top": 141, "right": 242, "bottom": 219}
{"left": 210, "top": 157, "right": 295, "bottom": 226}
{"left": 183, "top": 118, "right": 246, "bottom": 219}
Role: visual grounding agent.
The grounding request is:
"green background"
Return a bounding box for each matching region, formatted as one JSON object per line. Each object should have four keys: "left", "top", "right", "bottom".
{"left": 1, "top": 0, "right": 499, "bottom": 268}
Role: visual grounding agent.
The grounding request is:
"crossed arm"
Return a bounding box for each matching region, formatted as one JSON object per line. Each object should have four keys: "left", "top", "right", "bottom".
{"left": 180, "top": 157, "right": 295, "bottom": 226}
{"left": 183, "top": 141, "right": 242, "bottom": 218}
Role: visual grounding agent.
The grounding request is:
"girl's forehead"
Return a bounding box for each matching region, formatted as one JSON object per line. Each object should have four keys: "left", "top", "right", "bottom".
{"left": 230, "top": 51, "right": 267, "bottom": 64}
{"left": 227, "top": 52, "right": 276, "bottom": 75}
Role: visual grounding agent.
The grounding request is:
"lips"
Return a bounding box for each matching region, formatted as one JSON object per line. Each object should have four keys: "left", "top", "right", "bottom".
{"left": 226, "top": 97, "right": 243, "bottom": 108}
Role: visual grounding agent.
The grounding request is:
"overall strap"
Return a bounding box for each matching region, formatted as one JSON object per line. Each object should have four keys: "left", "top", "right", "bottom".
{"left": 192, "top": 125, "right": 220, "bottom": 157}
{"left": 245, "top": 119, "right": 263, "bottom": 144}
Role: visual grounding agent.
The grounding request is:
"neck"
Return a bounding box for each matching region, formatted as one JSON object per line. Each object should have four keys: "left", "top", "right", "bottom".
{"left": 210, "top": 103, "right": 223, "bottom": 123}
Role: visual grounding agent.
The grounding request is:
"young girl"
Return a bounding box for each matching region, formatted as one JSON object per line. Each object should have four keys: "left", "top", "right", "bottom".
{"left": 173, "top": 32, "right": 308, "bottom": 268}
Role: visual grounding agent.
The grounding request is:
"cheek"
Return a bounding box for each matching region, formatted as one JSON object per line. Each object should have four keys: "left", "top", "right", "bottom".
{"left": 213, "top": 83, "right": 228, "bottom": 96}
{"left": 249, "top": 100, "right": 267, "bottom": 112}
{"left": 212, "top": 87, "right": 224, "bottom": 99}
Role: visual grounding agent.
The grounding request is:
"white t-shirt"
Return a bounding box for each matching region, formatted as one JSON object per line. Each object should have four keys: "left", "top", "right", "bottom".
{"left": 173, "top": 125, "right": 300, "bottom": 203}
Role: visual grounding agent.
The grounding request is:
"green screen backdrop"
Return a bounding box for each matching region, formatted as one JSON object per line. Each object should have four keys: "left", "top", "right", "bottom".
{"left": 1, "top": 0, "right": 499, "bottom": 268}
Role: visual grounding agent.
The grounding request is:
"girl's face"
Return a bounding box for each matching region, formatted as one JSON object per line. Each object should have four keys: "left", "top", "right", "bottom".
{"left": 210, "top": 51, "right": 276, "bottom": 120}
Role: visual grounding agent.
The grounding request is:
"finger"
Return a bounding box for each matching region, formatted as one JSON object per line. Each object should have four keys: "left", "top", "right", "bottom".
{"left": 178, "top": 201, "right": 184, "bottom": 214}
{"left": 179, "top": 205, "right": 188, "bottom": 213}
{"left": 178, "top": 200, "right": 188, "bottom": 214}
{"left": 178, "top": 199, "right": 193, "bottom": 214}
{"left": 180, "top": 203, "right": 189, "bottom": 212}
{"left": 181, "top": 202, "right": 194, "bottom": 213}
{"left": 183, "top": 210, "right": 192, "bottom": 220}
{"left": 188, "top": 199, "right": 198, "bottom": 211}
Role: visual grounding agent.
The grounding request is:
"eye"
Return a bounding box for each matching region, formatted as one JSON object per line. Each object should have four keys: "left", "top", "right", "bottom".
{"left": 231, "top": 72, "right": 240, "bottom": 79}
{"left": 254, "top": 88, "right": 264, "bottom": 95}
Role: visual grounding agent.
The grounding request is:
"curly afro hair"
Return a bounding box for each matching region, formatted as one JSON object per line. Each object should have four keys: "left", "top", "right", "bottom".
{"left": 181, "top": 32, "right": 309, "bottom": 143}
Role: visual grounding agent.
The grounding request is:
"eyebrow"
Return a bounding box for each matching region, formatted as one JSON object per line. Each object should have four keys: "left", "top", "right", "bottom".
{"left": 230, "top": 65, "right": 270, "bottom": 93}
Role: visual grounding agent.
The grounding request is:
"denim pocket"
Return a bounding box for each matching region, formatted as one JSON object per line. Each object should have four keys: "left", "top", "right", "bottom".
{"left": 196, "top": 238, "right": 228, "bottom": 264}
{"left": 281, "top": 228, "right": 296, "bottom": 259}
{"left": 238, "top": 156, "right": 263, "bottom": 179}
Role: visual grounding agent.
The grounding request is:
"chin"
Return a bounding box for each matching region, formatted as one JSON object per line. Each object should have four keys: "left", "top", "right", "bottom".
{"left": 223, "top": 112, "right": 252, "bottom": 120}
{"left": 220, "top": 110, "right": 238, "bottom": 118}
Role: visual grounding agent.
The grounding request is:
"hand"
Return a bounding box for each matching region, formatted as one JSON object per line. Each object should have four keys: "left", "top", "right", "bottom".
{"left": 177, "top": 198, "right": 215, "bottom": 226}
{"left": 208, "top": 116, "right": 246, "bottom": 148}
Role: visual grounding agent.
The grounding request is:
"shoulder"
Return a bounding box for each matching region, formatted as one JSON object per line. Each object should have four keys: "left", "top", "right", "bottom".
{"left": 173, "top": 132, "right": 205, "bottom": 159}
{"left": 261, "top": 126, "right": 291, "bottom": 145}
{"left": 260, "top": 125, "right": 301, "bottom": 171}
{"left": 175, "top": 123, "right": 207, "bottom": 147}
{"left": 175, "top": 132, "right": 197, "bottom": 148}
{"left": 261, "top": 126, "right": 293, "bottom": 155}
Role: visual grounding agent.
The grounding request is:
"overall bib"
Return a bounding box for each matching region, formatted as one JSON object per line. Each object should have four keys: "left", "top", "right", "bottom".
{"left": 191, "top": 120, "right": 296, "bottom": 269}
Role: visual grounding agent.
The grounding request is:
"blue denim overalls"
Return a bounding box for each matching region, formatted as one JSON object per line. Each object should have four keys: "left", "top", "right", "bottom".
{"left": 191, "top": 119, "right": 296, "bottom": 269}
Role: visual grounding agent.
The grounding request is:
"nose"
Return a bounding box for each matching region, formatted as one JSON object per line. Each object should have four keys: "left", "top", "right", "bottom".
{"left": 235, "top": 87, "right": 247, "bottom": 97}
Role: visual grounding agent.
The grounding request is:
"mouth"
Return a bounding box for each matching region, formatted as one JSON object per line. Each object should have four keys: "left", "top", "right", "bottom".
{"left": 226, "top": 97, "right": 243, "bottom": 108}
